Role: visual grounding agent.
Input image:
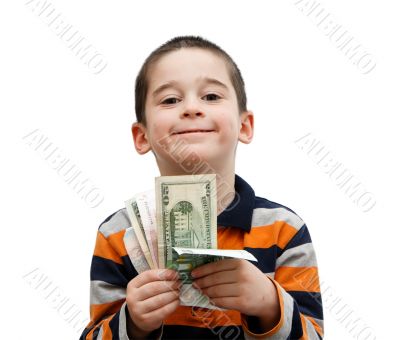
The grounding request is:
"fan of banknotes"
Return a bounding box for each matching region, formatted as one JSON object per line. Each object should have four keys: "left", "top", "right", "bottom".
{"left": 124, "top": 174, "right": 256, "bottom": 309}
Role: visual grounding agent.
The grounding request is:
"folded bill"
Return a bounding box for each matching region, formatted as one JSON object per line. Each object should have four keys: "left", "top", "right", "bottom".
{"left": 172, "top": 247, "right": 258, "bottom": 262}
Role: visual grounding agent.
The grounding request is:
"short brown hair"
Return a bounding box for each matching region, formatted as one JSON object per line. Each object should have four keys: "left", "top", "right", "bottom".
{"left": 134, "top": 35, "right": 247, "bottom": 125}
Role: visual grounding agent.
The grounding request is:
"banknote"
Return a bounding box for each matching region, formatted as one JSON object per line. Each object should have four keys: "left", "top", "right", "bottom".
{"left": 155, "top": 174, "right": 217, "bottom": 271}
{"left": 172, "top": 247, "right": 258, "bottom": 262}
{"left": 125, "top": 196, "right": 155, "bottom": 269}
{"left": 123, "top": 227, "right": 151, "bottom": 274}
{"left": 156, "top": 174, "right": 220, "bottom": 308}
{"left": 124, "top": 174, "right": 256, "bottom": 309}
{"left": 135, "top": 190, "right": 159, "bottom": 268}
{"left": 172, "top": 247, "right": 258, "bottom": 309}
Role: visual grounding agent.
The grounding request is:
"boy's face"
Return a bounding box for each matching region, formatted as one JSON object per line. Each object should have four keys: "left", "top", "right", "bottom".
{"left": 132, "top": 48, "right": 253, "bottom": 174}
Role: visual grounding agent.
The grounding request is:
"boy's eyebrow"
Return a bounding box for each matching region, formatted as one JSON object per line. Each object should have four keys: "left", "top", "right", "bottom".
{"left": 151, "top": 77, "right": 229, "bottom": 98}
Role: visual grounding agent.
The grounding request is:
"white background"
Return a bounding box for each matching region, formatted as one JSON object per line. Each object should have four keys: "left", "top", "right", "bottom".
{"left": 1, "top": 1, "right": 398, "bottom": 339}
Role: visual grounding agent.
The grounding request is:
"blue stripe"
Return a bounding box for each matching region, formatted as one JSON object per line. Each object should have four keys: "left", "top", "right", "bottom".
{"left": 244, "top": 246, "right": 281, "bottom": 273}
{"left": 108, "top": 309, "right": 120, "bottom": 340}
{"left": 254, "top": 196, "right": 299, "bottom": 216}
{"left": 284, "top": 225, "right": 311, "bottom": 250}
{"left": 79, "top": 326, "right": 94, "bottom": 340}
{"left": 288, "top": 300, "right": 303, "bottom": 339}
{"left": 287, "top": 291, "right": 323, "bottom": 321}
{"left": 121, "top": 254, "right": 139, "bottom": 279}
{"left": 92, "top": 326, "right": 100, "bottom": 339}
{"left": 162, "top": 324, "right": 244, "bottom": 339}
{"left": 90, "top": 255, "right": 130, "bottom": 287}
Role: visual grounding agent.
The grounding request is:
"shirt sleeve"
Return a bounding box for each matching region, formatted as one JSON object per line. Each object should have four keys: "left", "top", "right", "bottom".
{"left": 242, "top": 223, "right": 324, "bottom": 339}
{"left": 79, "top": 227, "right": 163, "bottom": 339}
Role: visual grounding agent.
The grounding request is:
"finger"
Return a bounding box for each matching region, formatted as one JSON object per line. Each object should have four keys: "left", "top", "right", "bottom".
{"left": 137, "top": 280, "right": 182, "bottom": 301}
{"left": 193, "top": 270, "right": 237, "bottom": 289}
{"left": 131, "top": 269, "right": 179, "bottom": 288}
{"left": 200, "top": 283, "right": 240, "bottom": 299}
{"left": 141, "top": 296, "right": 181, "bottom": 321}
{"left": 140, "top": 290, "right": 181, "bottom": 314}
{"left": 191, "top": 259, "right": 239, "bottom": 279}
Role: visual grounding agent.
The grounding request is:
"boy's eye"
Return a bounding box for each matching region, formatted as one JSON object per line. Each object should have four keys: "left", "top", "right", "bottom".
{"left": 161, "top": 97, "right": 180, "bottom": 105}
{"left": 160, "top": 94, "right": 221, "bottom": 105}
{"left": 203, "top": 93, "right": 220, "bottom": 101}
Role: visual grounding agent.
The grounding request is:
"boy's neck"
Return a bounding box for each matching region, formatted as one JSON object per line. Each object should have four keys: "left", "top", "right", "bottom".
{"left": 157, "top": 162, "right": 236, "bottom": 217}
{"left": 215, "top": 169, "right": 236, "bottom": 216}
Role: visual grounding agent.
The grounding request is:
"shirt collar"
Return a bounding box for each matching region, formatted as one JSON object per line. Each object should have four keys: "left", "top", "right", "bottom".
{"left": 217, "top": 174, "right": 255, "bottom": 233}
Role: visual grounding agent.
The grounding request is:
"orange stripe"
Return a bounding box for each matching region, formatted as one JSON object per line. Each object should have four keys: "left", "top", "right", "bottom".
{"left": 164, "top": 305, "right": 241, "bottom": 328}
{"left": 101, "top": 318, "right": 113, "bottom": 339}
{"left": 90, "top": 299, "right": 125, "bottom": 323}
{"left": 86, "top": 325, "right": 97, "bottom": 340}
{"left": 86, "top": 319, "right": 106, "bottom": 340}
{"left": 107, "top": 229, "right": 128, "bottom": 257}
{"left": 93, "top": 231, "right": 124, "bottom": 265}
{"left": 217, "top": 226, "right": 244, "bottom": 249}
{"left": 244, "top": 222, "right": 298, "bottom": 249}
{"left": 274, "top": 267, "right": 320, "bottom": 292}
{"left": 299, "top": 314, "right": 309, "bottom": 339}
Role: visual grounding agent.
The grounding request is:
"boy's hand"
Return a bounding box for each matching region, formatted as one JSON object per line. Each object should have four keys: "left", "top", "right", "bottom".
{"left": 126, "top": 269, "right": 182, "bottom": 336}
{"left": 191, "top": 259, "right": 280, "bottom": 331}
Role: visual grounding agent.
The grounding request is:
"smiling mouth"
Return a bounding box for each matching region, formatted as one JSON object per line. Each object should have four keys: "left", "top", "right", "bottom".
{"left": 172, "top": 130, "right": 215, "bottom": 135}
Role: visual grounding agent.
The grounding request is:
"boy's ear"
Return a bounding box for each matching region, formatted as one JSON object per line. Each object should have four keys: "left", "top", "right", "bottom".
{"left": 238, "top": 110, "right": 254, "bottom": 144}
{"left": 131, "top": 122, "right": 152, "bottom": 154}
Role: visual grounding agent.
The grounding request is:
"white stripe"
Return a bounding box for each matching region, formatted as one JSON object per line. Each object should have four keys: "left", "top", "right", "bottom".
{"left": 119, "top": 301, "right": 164, "bottom": 339}
{"left": 305, "top": 317, "right": 321, "bottom": 339}
{"left": 276, "top": 243, "right": 317, "bottom": 268}
{"left": 313, "top": 317, "right": 324, "bottom": 332}
{"left": 100, "top": 208, "right": 130, "bottom": 237}
{"left": 251, "top": 207, "right": 304, "bottom": 230}
{"left": 118, "top": 301, "right": 130, "bottom": 340}
{"left": 268, "top": 286, "right": 294, "bottom": 339}
{"left": 96, "top": 325, "right": 103, "bottom": 340}
{"left": 90, "top": 280, "right": 126, "bottom": 305}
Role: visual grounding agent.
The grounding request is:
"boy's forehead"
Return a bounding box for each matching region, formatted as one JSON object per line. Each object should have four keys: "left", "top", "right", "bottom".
{"left": 148, "top": 48, "right": 232, "bottom": 91}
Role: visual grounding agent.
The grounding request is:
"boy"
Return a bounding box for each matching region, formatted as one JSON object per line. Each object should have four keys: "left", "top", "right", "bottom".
{"left": 80, "top": 36, "right": 324, "bottom": 339}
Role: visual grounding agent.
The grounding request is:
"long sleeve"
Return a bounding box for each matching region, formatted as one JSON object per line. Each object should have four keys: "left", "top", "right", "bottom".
{"left": 79, "top": 210, "right": 163, "bottom": 339}
{"left": 79, "top": 226, "right": 133, "bottom": 339}
{"left": 242, "top": 222, "right": 324, "bottom": 339}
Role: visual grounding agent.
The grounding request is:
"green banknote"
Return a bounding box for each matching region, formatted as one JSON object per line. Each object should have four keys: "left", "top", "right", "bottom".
{"left": 156, "top": 174, "right": 218, "bottom": 282}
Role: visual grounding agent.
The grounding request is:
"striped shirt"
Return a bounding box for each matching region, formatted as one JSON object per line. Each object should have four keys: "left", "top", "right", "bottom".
{"left": 80, "top": 174, "right": 324, "bottom": 339}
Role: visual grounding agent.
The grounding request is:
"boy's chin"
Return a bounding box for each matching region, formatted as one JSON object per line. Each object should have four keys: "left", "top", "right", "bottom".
{"left": 166, "top": 147, "right": 226, "bottom": 173}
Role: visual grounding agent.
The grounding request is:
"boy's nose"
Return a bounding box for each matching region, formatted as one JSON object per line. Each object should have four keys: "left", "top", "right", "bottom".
{"left": 181, "top": 99, "right": 205, "bottom": 118}
{"left": 182, "top": 111, "right": 204, "bottom": 118}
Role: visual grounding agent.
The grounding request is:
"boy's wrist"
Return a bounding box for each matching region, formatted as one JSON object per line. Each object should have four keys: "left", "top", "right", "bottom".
{"left": 252, "top": 309, "right": 280, "bottom": 333}
{"left": 243, "top": 305, "right": 280, "bottom": 334}
{"left": 125, "top": 305, "right": 153, "bottom": 339}
{"left": 245, "top": 277, "right": 281, "bottom": 334}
